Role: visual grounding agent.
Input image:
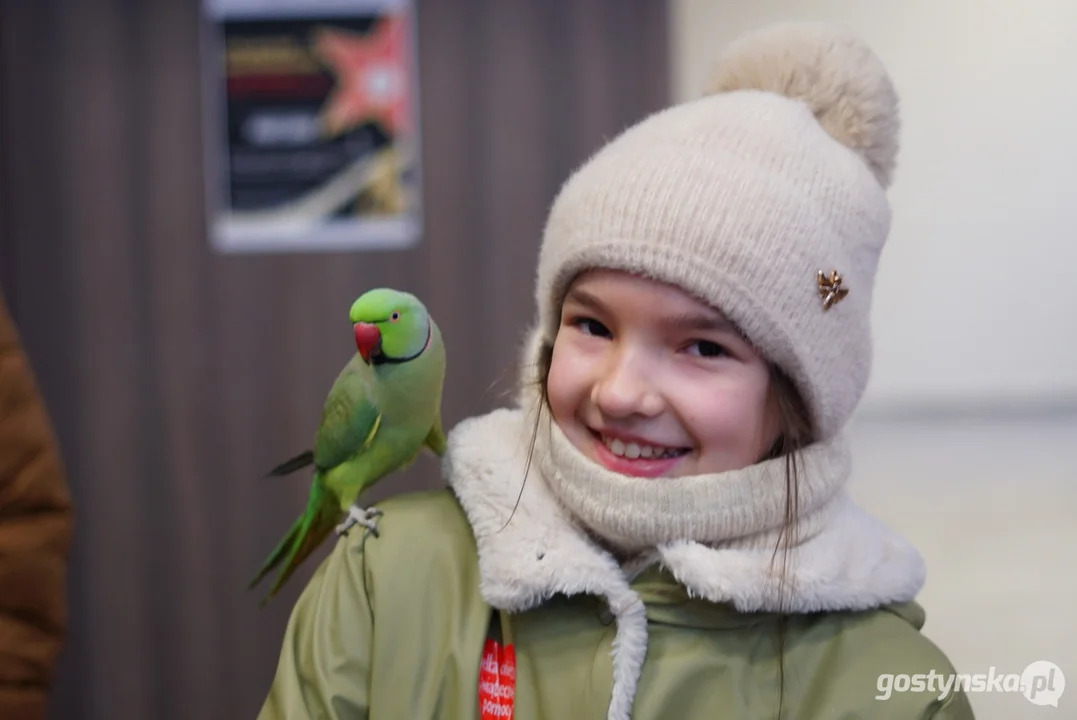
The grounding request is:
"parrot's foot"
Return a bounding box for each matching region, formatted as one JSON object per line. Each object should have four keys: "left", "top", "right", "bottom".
{"left": 336, "top": 506, "right": 384, "bottom": 538}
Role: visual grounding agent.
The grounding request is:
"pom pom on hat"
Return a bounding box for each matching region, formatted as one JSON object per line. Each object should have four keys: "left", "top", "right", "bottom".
{"left": 706, "top": 21, "right": 900, "bottom": 189}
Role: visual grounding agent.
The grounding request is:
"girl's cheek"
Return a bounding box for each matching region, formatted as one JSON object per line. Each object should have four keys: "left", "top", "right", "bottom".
{"left": 562, "top": 337, "right": 609, "bottom": 375}
{"left": 673, "top": 381, "right": 751, "bottom": 427}
{"left": 552, "top": 339, "right": 586, "bottom": 376}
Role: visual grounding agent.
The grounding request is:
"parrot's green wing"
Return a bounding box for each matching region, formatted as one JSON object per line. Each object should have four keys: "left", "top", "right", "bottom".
{"left": 313, "top": 360, "right": 383, "bottom": 471}
{"left": 248, "top": 361, "right": 383, "bottom": 604}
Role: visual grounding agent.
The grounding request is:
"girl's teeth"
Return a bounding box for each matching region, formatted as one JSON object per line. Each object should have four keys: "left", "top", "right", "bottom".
{"left": 602, "top": 435, "right": 680, "bottom": 460}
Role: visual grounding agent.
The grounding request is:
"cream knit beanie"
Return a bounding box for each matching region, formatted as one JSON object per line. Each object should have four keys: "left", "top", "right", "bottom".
{"left": 527, "top": 21, "right": 900, "bottom": 441}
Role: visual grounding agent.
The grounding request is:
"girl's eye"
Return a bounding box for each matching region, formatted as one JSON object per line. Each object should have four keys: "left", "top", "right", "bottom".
{"left": 571, "top": 317, "right": 611, "bottom": 338}
{"left": 686, "top": 340, "right": 727, "bottom": 358}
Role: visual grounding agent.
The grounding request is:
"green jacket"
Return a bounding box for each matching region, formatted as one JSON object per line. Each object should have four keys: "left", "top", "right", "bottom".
{"left": 258, "top": 489, "right": 971, "bottom": 719}
{"left": 258, "top": 409, "right": 973, "bottom": 719}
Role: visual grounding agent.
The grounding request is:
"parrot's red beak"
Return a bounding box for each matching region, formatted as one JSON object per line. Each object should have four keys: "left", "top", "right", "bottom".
{"left": 354, "top": 322, "right": 382, "bottom": 364}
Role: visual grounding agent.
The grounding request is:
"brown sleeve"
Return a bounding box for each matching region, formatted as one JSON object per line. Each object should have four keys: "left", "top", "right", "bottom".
{"left": 0, "top": 290, "right": 73, "bottom": 720}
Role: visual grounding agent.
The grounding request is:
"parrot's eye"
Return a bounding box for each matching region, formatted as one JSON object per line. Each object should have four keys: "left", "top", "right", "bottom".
{"left": 390, "top": 311, "right": 400, "bottom": 322}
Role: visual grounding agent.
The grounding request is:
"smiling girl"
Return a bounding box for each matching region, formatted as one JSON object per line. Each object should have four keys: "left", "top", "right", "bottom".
{"left": 550, "top": 270, "right": 782, "bottom": 481}
{"left": 259, "top": 21, "right": 973, "bottom": 720}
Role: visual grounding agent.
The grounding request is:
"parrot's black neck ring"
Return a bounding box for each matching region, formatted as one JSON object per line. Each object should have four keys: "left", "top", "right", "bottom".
{"left": 372, "top": 322, "right": 431, "bottom": 366}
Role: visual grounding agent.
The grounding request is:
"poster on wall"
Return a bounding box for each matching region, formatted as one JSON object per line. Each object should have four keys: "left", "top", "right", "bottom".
{"left": 201, "top": 0, "right": 421, "bottom": 253}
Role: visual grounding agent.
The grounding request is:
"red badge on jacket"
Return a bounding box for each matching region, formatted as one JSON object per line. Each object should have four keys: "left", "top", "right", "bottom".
{"left": 479, "top": 638, "right": 515, "bottom": 719}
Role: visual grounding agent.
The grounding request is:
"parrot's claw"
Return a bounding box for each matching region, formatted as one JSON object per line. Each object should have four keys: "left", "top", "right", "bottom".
{"left": 336, "top": 506, "right": 384, "bottom": 538}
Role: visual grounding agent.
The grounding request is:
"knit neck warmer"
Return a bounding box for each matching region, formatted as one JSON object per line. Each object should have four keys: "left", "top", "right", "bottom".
{"left": 531, "top": 402, "right": 851, "bottom": 557}
{"left": 445, "top": 402, "right": 928, "bottom": 720}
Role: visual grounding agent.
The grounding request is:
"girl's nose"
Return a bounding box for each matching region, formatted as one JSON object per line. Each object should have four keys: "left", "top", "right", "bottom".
{"left": 591, "top": 348, "right": 663, "bottom": 418}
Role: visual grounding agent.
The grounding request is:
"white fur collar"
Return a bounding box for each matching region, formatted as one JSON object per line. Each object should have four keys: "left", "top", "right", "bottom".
{"left": 442, "top": 407, "right": 926, "bottom": 720}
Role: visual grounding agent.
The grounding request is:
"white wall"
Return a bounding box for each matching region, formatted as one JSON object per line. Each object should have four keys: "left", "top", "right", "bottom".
{"left": 670, "top": 0, "right": 1077, "bottom": 412}
{"left": 845, "top": 415, "right": 1077, "bottom": 720}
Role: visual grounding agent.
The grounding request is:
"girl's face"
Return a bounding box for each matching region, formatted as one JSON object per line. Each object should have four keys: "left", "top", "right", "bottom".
{"left": 547, "top": 269, "right": 781, "bottom": 479}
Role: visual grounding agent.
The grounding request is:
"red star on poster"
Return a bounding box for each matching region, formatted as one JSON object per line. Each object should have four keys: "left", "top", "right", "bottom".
{"left": 312, "top": 16, "right": 411, "bottom": 139}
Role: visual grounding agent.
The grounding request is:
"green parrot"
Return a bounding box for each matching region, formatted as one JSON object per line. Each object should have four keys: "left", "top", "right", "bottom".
{"left": 248, "top": 288, "right": 447, "bottom": 603}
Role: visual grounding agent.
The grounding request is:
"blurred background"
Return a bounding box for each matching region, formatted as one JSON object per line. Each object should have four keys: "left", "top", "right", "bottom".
{"left": 0, "top": 1, "right": 1073, "bottom": 719}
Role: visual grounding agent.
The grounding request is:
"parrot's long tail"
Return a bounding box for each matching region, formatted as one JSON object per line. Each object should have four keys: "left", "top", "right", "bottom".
{"left": 249, "top": 476, "right": 340, "bottom": 604}
{"left": 266, "top": 450, "right": 314, "bottom": 477}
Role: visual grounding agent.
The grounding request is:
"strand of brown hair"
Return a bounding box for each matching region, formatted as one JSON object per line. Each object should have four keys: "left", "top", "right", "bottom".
{"left": 765, "top": 367, "right": 814, "bottom": 719}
